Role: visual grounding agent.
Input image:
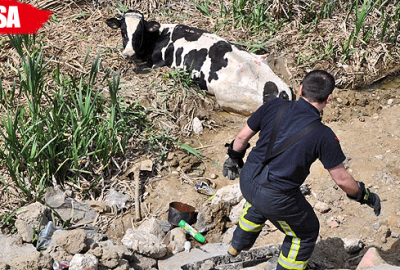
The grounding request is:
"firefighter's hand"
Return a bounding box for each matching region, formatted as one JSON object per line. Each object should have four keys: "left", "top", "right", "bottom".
{"left": 222, "top": 157, "right": 242, "bottom": 180}
{"left": 364, "top": 192, "right": 381, "bottom": 216}
{"left": 348, "top": 181, "right": 381, "bottom": 216}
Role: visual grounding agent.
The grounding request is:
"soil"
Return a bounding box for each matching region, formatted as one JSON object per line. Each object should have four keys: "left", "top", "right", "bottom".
{"left": 105, "top": 74, "right": 400, "bottom": 268}
{"left": 1, "top": 1, "right": 400, "bottom": 269}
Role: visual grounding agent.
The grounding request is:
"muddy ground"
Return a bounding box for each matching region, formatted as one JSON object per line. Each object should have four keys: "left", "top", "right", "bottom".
{"left": 105, "top": 73, "right": 400, "bottom": 268}
{"left": 1, "top": 0, "right": 400, "bottom": 269}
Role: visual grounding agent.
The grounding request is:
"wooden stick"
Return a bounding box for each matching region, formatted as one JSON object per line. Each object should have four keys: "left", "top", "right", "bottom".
{"left": 134, "top": 168, "right": 141, "bottom": 222}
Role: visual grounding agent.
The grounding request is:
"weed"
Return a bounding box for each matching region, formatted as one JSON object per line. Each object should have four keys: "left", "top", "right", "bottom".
{"left": 193, "top": 0, "right": 212, "bottom": 18}
{"left": 352, "top": 0, "right": 379, "bottom": 46}
{"left": 0, "top": 35, "right": 146, "bottom": 202}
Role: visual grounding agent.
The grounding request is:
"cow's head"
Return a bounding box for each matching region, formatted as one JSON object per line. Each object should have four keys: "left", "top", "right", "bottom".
{"left": 106, "top": 10, "right": 160, "bottom": 60}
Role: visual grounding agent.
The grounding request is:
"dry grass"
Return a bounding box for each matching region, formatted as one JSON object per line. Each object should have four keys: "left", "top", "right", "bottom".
{"left": 0, "top": 0, "right": 399, "bottom": 231}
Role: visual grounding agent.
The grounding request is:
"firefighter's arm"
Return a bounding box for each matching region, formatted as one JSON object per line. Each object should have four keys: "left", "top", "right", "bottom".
{"left": 328, "top": 163, "right": 381, "bottom": 216}
{"left": 328, "top": 163, "right": 359, "bottom": 197}
{"left": 232, "top": 124, "right": 256, "bottom": 152}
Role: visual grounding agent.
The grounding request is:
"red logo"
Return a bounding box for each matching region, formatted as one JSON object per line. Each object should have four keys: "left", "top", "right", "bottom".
{"left": 0, "top": 0, "right": 52, "bottom": 34}
{"left": 334, "top": 137, "right": 340, "bottom": 142}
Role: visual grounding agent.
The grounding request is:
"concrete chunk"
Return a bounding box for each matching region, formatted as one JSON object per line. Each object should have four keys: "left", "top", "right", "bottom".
{"left": 122, "top": 228, "right": 167, "bottom": 259}
{"left": 158, "top": 243, "right": 230, "bottom": 270}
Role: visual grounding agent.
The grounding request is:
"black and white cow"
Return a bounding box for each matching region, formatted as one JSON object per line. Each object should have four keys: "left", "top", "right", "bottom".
{"left": 106, "top": 10, "right": 292, "bottom": 115}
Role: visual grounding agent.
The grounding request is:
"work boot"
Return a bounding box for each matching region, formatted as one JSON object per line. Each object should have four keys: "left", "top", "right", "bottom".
{"left": 227, "top": 245, "right": 240, "bottom": 257}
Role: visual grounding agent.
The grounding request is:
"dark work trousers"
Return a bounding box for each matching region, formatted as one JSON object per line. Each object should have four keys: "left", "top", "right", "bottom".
{"left": 231, "top": 163, "right": 320, "bottom": 270}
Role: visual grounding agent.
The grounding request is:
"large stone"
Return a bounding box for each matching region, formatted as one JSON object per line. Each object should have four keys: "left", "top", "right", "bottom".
{"left": 162, "top": 227, "right": 187, "bottom": 255}
{"left": 343, "top": 238, "right": 364, "bottom": 253}
{"left": 122, "top": 229, "right": 167, "bottom": 259}
{"left": 15, "top": 202, "right": 51, "bottom": 242}
{"left": 0, "top": 233, "right": 36, "bottom": 264}
{"left": 138, "top": 218, "right": 167, "bottom": 241}
{"left": 7, "top": 251, "right": 53, "bottom": 269}
{"left": 222, "top": 226, "right": 236, "bottom": 244}
{"left": 159, "top": 243, "right": 280, "bottom": 270}
{"left": 101, "top": 244, "right": 121, "bottom": 268}
{"left": 314, "top": 201, "right": 331, "bottom": 213}
{"left": 229, "top": 199, "right": 245, "bottom": 225}
{"left": 56, "top": 229, "right": 87, "bottom": 254}
{"left": 211, "top": 184, "right": 243, "bottom": 206}
{"left": 52, "top": 198, "right": 98, "bottom": 226}
{"left": 69, "top": 254, "right": 99, "bottom": 270}
{"left": 158, "top": 243, "right": 230, "bottom": 270}
{"left": 130, "top": 253, "right": 157, "bottom": 270}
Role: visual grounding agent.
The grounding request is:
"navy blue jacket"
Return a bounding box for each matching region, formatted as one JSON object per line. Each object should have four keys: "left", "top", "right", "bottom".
{"left": 244, "top": 97, "right": 345, "bottom": 191}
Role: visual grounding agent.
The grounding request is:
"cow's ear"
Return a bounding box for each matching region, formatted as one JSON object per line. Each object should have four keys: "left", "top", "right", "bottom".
{"left": 146, "top": 21, "right": 160, "bottom": 32}
{"left": 106, "top": 18, "right": 122, "bottom": 29}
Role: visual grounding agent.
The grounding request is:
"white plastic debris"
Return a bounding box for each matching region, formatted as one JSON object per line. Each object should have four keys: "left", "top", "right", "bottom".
{"left": 105, "top": 189, "right": 129, "bottom": 209}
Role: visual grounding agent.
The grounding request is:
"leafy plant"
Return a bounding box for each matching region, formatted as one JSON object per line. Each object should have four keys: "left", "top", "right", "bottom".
{"left": 193, "top": 0, "right": 212, "bottom": 18}
{"left": 352, "top": 0, "right": 379, "bottom": 46}
{"left": 0, "top": 35, "right": 145, "bottom": 202}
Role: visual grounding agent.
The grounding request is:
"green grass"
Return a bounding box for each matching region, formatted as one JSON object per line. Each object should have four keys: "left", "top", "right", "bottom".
{"left": 0, "top": 35, "right": 149, "bottom": 204}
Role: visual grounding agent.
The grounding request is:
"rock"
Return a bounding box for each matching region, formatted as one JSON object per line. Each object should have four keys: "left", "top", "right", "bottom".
{"left": 199, "top": 259, "right": 214, "bottom": 270}
{"left": 195, "top": 202, "right": 230, "bottom": 234}
{"left": 222, "top": 226, "right": 236, "bottom": 244}
{"left": 140, "top": 159, "right": 153, "bottom": 172}
{"left": 158, "top": 243, "right": 230, "bottom": 270}
{"left": 328, "top": 219, "right": 340, "bottom": 229}
{"left": 57, "top": 229, "right": 87, "bottom": 254}
{"left": 97, "top": 240, "right": 135, "bottom": 262}
{"left": 130, "top": 253, "right": 158, "bottom": 270}
{"left": 192, "top": 117, "right": 203, "bottom": 133}
{"left": 229, "top": 198, "right": 245, "bottom": 225}
{"left": 48, "top": 245, "right": 73, "bottom": 263}
{"left": 314, "top": 201, "right": 331, "bottom": 213}
{"left": 83, "top": 226, "right": 108, "bottom": 248}
{"left": 180, "top": 244, "right": 280, "bottom": 270}
{"left": 378, "top": 225, "right": 391, "bottom": 238}
{"left": 211, "top": 183, "right": 243, "bottom": 206}
{"left": 158, "top": 220, "right": 172, "bottom": 234}
{"left": 0, "top": 234, "right": 37, "bottom": 265}
{"left": 101, "top": 244, "right": 121, "bottom": 268}
{"left": 343, "top": 238, "right": 364, "bottom": 253}
{"left": 162, "top": 227, "right": 187, "bottom": 255}
{"left": 15, "top": 202, "right": 51, "bottom": 242}
{"left": 53, "top": 198, "right": 98, "bottom": 226}
{"left": 122, "top": 228, "right": 167, "bottom": 259}
{"left": 8, "top": 251, "right": 53, "bottom": 270}
{"left": 69, "top": 253, "right": 99, "bottom": 270}
{"left": 114, "top": 259, "right": 129, "bottom": 270}
{"left": 138, "top": 218, "right": 167, "bottom": 241}
{"left": 356, "top": 247, "right": 387, "bottom": 269}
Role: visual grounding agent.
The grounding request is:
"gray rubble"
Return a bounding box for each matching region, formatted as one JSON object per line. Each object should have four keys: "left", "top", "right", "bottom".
{"left": 2, "top": 185, "right": 400, "bottom": 270}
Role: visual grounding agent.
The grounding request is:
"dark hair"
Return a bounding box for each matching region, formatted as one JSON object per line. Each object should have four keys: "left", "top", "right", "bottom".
{"left": 301, "top": 70, "right": 335, "bottom": 103}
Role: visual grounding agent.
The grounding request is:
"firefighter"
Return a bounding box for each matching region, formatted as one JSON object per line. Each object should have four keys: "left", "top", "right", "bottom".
{"left": 222, "top": 70, "right": 381, "bottom": 270}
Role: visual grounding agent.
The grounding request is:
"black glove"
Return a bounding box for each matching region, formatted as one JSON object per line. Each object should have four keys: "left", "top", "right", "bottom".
{"left": 222, "top": 141, "right": 249, "bottom": 180}
{"left": 348, "top": 181, "right": 381, "bottom": 216}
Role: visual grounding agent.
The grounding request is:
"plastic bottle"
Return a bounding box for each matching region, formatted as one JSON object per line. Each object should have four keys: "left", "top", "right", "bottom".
{"left": 37, "top": 221, "right": 57, "bottom": 250}
{"left": 178, "top": 220, "right": 206, "bottom": 244}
